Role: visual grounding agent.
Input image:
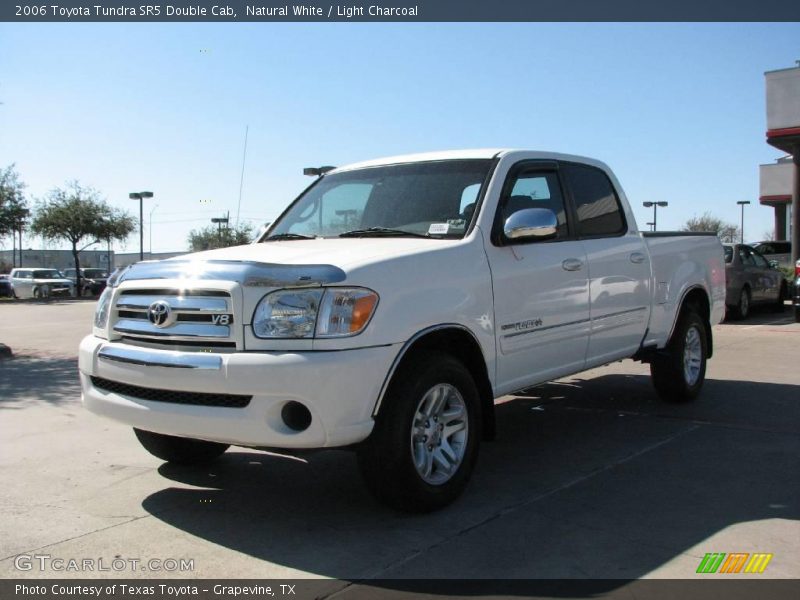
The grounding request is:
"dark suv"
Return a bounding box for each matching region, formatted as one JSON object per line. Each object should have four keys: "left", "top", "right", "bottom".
{"left": 63, "top": 268, "right": 109, "bottom": 297}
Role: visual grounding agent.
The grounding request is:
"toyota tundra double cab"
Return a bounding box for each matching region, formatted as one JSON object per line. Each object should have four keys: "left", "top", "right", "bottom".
{"left": 80, "top": 150, "right": 726, "bottom": 512}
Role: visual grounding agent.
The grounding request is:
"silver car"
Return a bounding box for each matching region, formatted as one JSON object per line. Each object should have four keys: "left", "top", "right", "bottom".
{"left": 8, "top": 268, "right": 75, "bottom": 299}
{"left": 723, "top": 244, "right": 787, "bottom": 320}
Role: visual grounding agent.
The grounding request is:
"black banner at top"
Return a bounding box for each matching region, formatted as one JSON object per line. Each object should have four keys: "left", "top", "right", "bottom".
{"left": 3, "top": 0, "right": 800, "bottom": 22}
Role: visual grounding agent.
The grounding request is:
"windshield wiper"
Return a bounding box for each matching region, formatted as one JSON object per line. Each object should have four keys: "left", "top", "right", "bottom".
{"left": 262, "top": 233, "right": 318, "bottom": 242}
{"left": 339, "top": 227, "right": 430, "bottom": 239}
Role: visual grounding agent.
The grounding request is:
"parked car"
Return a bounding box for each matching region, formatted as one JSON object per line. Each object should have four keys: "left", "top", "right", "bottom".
{"left": 723, "top": 243, "right": 787, "bottom": 319}
{"left": 0, "top": 274, "right": 12, "bottom": 298}
{"left": 80, "top": 149, "right": 726, "bottom": 512}
{"left": 9, "top": 268, "right": 75, "bottom": 299}
{"left": 749, "top": 240, "right": 792, "bottom": 269}
{"left": 793, "top": 259, "right": 800, "bottom": 323}
{"left": 63, "top": 267, "right": 109, "bottom": 297}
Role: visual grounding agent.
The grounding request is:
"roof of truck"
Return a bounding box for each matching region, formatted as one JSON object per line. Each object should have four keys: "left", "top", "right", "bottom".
{"left": 332, "top": 149, "right": 605, "bottom": 173}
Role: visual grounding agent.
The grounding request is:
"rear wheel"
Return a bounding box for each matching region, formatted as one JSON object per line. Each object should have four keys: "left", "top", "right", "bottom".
{"left": 650, "top": 309, "right": 708, "bottom": 403}
{"left": 357, "top": 351, "right": 480, "bottom": 512}
{"left": 730, "top": 287, "right": 750, "bottom": 320}
{"left": 133, "top": 428, "right": 229, "bottom": 465}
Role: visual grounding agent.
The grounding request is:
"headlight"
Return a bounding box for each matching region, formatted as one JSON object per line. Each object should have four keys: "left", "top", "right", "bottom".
{"left": 252, "top": 289, "right": 324, "bottom": 338}
{"left": 93, "top": 288, "right": 112, "bottom": 336}
{"left": 252, "top": 287, "right": 378, "bottom": 339}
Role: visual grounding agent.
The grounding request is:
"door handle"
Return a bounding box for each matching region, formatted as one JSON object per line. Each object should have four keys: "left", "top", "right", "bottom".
{"left": 562, "top": 258, "right": 584, "bottom": 271}
{"left": 630, "top": 252, "right": 647, "bottom": 264}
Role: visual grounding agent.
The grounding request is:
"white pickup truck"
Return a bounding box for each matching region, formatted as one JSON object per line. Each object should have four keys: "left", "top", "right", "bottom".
{"left": 80, "top": 150, "right": 725, "bottom": 511}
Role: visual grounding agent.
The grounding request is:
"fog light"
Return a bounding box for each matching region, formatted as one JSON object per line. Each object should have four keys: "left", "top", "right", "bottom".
{"left": 281, "top": 401, "right": 312, "bottom": 432}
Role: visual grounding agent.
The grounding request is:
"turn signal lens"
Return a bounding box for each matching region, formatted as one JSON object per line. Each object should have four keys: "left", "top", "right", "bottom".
{"left": 316, "top": 288, "right": 379, "bottom": 337}
{"left": 93, "top": 288, "right": 112, "bottom": 339}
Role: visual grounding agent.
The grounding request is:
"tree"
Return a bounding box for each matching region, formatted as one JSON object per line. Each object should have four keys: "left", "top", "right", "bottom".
{"left": 0, "top": 164, "right": 30, "bottom": 263}
{"left": 31, "top": 182, "right": 135, "bottom": 296}
{"left": 188, "top": 222, "right": 253, "bottom": 252}
{"left": 682, "top": 212, "right": 740, "bottom": 243}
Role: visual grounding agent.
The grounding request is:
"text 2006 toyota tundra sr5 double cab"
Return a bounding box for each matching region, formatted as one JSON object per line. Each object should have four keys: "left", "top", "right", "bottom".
{"left": 80, "top": 150, "right": 725, "bottom": 512}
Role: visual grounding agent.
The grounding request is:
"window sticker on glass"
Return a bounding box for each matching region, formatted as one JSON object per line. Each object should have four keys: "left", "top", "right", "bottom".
{"left": 447, "top": 219, "right": 466, "bottom": 229}
{"left": 428, "top": 223, "right": 450, "bottom": 235}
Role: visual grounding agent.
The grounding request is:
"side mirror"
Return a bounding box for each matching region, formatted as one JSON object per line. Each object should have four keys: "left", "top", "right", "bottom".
{"left": 768, "top": 260, "right": 779, "bottom": 269}
{"left": 503, "top": 208, "right": 558, "bottom": 241}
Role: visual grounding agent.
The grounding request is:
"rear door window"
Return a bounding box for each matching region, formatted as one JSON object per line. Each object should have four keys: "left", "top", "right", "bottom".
{"left": 562, "top": 163, "right": 626, "bottom": 237}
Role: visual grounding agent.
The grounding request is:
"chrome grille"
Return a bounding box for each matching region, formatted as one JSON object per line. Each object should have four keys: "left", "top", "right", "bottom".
{"left": 112, "top": 289, "right": 235, "bottom": 348}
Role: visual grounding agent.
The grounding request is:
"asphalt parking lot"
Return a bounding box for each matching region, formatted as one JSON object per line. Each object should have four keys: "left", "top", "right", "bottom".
{"left": 0, "top": 300, "right": 798, "bottom": 589}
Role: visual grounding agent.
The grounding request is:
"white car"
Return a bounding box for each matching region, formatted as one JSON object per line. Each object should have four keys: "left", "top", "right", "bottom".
{"left": 9, "top": 268, "right": 75, "bottom": 299}
{"left": 80, "top": 149, "right": 725, "bottom": 511}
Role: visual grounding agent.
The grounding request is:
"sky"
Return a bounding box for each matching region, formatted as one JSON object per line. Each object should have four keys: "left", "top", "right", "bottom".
{"left": 1, "top": 22, "right": 798, "bottom": 254}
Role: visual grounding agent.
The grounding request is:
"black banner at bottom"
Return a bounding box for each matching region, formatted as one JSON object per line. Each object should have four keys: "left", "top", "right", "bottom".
{"left": 3, "top": 579, "right": 800, "bottom": 600}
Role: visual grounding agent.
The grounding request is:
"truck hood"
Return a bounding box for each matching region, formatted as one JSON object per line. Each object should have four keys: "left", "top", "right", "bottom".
{"left": 114, "top": 238, "right": 462, "bottom": 287}
{"left": 168, "top": 238, "right": 457, "bottom": 269}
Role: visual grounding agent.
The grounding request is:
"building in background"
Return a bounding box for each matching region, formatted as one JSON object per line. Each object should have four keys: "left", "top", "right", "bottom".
{"left": 0, "top": 249, "right": 185, "bottom": 273}
{"left": 760, "top": 156, "right": 793, "bottom": 240}
{"left": 763, "top": 63, "right": 800, "bottom": 263}
{"left": 113, "top": 251, "right": 184, "bottom": 268}
{"left": 0, "top": 249, "right": 114, "bottom": 273}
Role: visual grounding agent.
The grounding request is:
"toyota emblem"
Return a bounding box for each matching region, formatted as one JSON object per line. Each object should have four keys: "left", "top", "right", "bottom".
{"left": 147, "top": 300, "right": 173, "bottom": 327}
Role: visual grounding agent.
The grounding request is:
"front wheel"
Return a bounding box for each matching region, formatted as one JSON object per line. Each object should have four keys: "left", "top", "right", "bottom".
{"left": 357, "top": 352, "right": 481, "bottom": 512}
{"left": 650, "top": 310, "right": 708, "bottom": 403}
{"left": 133, "top": 428, "right": 229, "bottom": 465}
{"left": 772, "top": 282, "right": 787, "bottom": 312}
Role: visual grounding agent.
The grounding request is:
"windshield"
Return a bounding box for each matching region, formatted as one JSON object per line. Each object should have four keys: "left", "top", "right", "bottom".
{"left": 83, "top": 269, "right": 107, "bottom": 278}
{"left": 265, "top": 160, "right": 493, "bottom": 240}
{"left": 33, "top": 270, "right": 63, "bottom": 279}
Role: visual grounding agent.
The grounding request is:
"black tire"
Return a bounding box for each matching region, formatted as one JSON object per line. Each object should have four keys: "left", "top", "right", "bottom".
{"left": 33, "top": 287, "right": 42, "bottom": 299}
{"left": 133, "top": 428, "right": 229, "bottom": 465}
{"left": 357, "top": 351, "right": 481, "bottom": 513}
{"left": 772, "top": 282, "right": 787, "bottom": 312}
{"left": 730, "top": 287, "right": 750, "bottom": 320}
{"left": 650, "top": 309, "right": 708, "bottom": 403}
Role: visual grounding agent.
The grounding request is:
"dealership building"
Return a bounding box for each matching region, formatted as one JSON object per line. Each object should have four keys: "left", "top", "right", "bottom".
{"left": 761, "top": 63, "right": 800, "bottom": 261}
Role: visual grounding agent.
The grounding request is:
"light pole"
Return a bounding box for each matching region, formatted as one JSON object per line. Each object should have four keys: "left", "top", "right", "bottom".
{"left": 303, "top": 165, "right": 336, "bottom": 177}
{"left": 736, "top": 200, "right": 751, "bottom": 244}
{"left": 149, "top": 204, "right": 159, "bottom": 257}
{"left": 129, "top": 191, "right": 154, "bottom": 261}
{"left": 643, "top": 201, "right": 668, "bottom": 232}
{"left": 211, "top": 217, "right": 229, "bottom": 244}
